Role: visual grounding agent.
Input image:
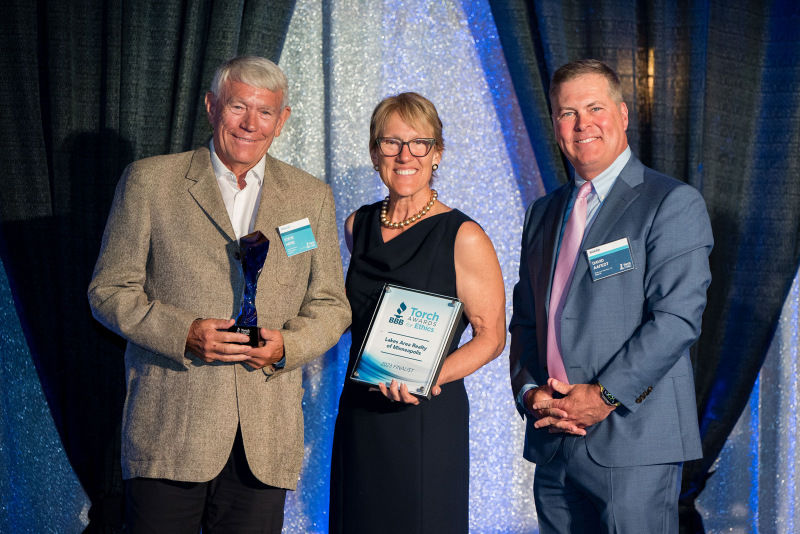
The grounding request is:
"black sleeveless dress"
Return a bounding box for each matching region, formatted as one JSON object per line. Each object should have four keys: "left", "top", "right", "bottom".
{"left": 329, "top": 202, "right": 472, "bottom": 534}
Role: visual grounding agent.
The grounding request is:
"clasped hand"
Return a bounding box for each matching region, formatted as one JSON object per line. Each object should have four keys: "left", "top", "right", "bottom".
{"left": 185, "top": 318, "right": 284, "bottom": 370}
{"left": 526, "top": 378, "right": 616, "bottom": 436}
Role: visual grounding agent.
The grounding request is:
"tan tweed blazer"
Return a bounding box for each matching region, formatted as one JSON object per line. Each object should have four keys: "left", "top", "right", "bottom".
{"left": 88, "top": 147, "right": 351, "bottom": 489}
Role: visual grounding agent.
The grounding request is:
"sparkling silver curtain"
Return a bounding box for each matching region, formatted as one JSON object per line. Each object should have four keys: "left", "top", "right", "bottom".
{"left": 270, "top": 0, "right": 544, "bottom": 531}
{"left": 0, "top": 260, "right": 89, "bottom": 531}
{"left": 696, "top": 266, "right": 800, "bottom": 533}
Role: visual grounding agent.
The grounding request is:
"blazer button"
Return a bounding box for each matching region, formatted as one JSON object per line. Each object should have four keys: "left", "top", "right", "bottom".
{"left": 635, "top": 397, "right": 642, "bottom": 404}
{"left": 647, "top": 386, "right": 653, "bottom": 392}
{"left": 234, "top": 252, "right": 241, "bottom": 260}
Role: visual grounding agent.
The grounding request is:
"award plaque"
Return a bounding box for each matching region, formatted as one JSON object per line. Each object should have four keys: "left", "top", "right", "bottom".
{"left": 350, "top": 284, "right": 463, "bottom": 399}
{"left": 229, "top": 230, "right": 270, "bottom": 347}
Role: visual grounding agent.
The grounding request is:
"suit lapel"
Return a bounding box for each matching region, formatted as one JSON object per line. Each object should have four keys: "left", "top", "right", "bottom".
{"left": 186, "top": 147, "right": 236, "bottom": 241}
{"left": 541, "top": 184, "right": 572, "bottom": 312}
{"left": 566, "top": 156, "right": 644, "bottom": 302}
{"left": 583, "top": 156, "right": 644, "bottom": 249}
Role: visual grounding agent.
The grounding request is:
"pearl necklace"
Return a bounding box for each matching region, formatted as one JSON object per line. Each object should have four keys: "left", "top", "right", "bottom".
{"left": 380, "top": 189, "right": 438, "bottom": 229}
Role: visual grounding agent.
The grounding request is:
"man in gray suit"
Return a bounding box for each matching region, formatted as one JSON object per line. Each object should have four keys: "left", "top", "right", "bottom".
{"left": 509, "top": 59, "right": 712, "bottom": 532}
{"left": 89, "top": 56, "right": 350, "bottom": 533}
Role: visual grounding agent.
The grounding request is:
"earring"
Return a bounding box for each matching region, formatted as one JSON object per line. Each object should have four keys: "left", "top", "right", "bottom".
{"left": 432, "top": 163, "right": 439, "bottom": 171}
{"left": 374, "top": 164, "right": 379, "bottom": 171}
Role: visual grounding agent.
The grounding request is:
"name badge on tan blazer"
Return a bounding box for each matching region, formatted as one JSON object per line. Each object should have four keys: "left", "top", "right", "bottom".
{"left": 278, "top": 218, "right": 318, "bottom": 257}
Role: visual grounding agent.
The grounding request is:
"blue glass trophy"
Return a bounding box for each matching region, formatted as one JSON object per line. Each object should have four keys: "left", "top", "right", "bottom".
{"left": 229, "top": 230, "right": 270, "bottom": 346}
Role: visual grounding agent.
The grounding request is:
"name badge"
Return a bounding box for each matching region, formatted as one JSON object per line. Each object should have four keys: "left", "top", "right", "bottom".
{"left": 278, "top": 218, "right": 318, "bottom": 257}
{"left": 585, "top": 237, "right": 634, "bottom": 281}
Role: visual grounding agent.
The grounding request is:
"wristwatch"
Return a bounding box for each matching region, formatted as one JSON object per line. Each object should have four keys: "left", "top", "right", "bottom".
{"left": 598, "top": 383, "right": 621, "bottom": 407}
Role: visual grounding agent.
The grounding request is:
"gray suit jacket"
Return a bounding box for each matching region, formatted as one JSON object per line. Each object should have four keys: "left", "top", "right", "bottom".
{"left": 509, "top": 155, "right": 711, "bottom": 467}
{"left": 88, "top": 147, "right": 351, "bottom": 489}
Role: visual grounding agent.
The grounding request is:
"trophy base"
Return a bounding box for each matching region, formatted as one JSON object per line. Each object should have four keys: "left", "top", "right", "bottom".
{"left": 228, "top": 324, "right": 260, "bottom": 347}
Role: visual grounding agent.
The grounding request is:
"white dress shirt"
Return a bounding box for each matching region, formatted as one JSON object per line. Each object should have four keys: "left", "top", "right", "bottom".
{"left": 209, "top": 140, "right": 265, "bottom": 239}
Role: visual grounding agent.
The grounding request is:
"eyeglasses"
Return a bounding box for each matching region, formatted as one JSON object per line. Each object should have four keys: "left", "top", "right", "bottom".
{"left": 376, "top": 137, "right": 436, "bottom": 157}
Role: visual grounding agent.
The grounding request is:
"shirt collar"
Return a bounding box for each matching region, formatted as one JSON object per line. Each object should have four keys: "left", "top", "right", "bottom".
{"left": 209, "top": 139, "right": 266, "bottom": 187}
{"left": 574, "top": 146, "right": 631, "bottom": 202}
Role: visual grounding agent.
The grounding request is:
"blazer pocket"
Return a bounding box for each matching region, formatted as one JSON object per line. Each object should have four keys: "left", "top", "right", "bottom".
{"left": 123, "top": 369, "right": 188, "bottom": 461}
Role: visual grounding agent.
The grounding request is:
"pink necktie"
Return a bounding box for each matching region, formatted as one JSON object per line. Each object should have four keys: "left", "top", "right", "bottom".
{"left": 546, "top": 181, "right": 593, "bottom": 384}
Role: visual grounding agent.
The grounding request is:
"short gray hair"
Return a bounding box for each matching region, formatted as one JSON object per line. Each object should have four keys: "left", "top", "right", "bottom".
{"left": 210, "top": 56, "right": 289, "bottom": 108}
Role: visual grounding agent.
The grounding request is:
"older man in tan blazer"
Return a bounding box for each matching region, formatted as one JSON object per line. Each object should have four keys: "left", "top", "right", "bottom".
{"left": 88, "top": 56, "right": 350, "bottom": 533}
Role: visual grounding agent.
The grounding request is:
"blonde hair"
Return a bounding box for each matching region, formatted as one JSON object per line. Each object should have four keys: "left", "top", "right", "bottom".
{"left": 369, "top": 92, "right": 444, "bottom": 155}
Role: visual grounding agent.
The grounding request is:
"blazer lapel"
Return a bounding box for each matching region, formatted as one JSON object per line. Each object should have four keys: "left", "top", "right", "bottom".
{"left": 541, "top": 184, "right": 572, "bottom": 313}
{"left": 583, "top": 156, "right": 644, "bottom": 249}
{"left": 566, "top": 156, "right": 644, "bottom": 302}
{"left": 252, "top": 154, "right": 290, "bottom": 235}
{"left": 250, "top": 155, "right": 294, "bottom": 288}
{"left": 186, "top": 147, "right": 236, "bottom": 241}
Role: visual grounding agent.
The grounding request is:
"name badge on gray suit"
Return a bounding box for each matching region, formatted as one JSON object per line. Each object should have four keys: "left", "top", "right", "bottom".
{"left": 585, "top": 237, "right": 635, "bottom": 281}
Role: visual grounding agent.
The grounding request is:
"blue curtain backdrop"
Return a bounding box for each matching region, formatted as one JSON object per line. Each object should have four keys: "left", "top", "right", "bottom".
{"left": 1, "top": 1, "right": 799, "bottom": 532}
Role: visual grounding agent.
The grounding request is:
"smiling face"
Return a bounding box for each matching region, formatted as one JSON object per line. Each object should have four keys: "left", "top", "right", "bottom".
{"left": 205, "top": 80, "right": 291, "bottom": 178}
{"left": 551, "top": 73, "right": 629, "bottom": 180}
{"left": 371, "top": 112, "right": 441, "bottom": 200}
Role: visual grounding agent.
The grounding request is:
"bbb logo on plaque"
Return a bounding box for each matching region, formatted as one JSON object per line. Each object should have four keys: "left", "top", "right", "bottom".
{"left": 389, "top": 303, "right": 407, "bottom": 325}
{"left": 387, "top": 301, "right": 441, "bottom": 332}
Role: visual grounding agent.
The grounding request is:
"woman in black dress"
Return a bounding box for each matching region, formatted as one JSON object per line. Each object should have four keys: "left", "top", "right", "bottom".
{"left": 329, "top": 92, "right": 506, "bottom": 533}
